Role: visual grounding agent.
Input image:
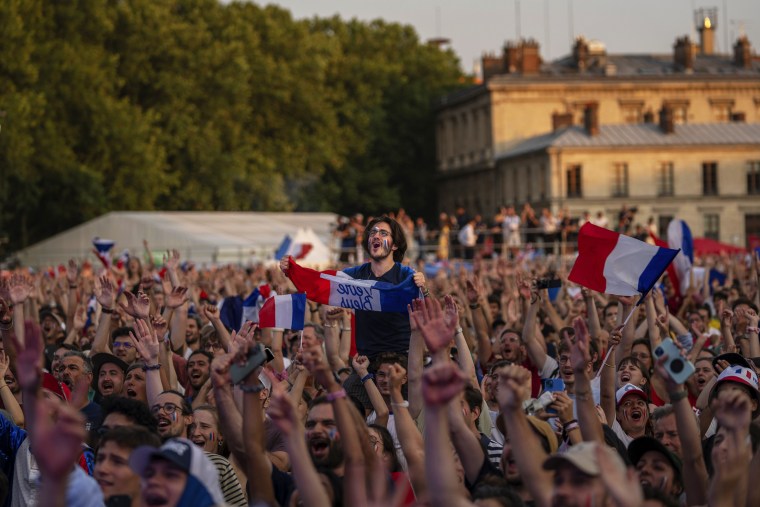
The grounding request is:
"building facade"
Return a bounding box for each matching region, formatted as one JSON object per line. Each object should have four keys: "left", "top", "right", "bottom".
{"left": 436, "top": 19, "right": 760, "bottom": 247}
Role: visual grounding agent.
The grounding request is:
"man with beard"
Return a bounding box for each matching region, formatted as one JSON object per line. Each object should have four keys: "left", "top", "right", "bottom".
{"left": 150, "top": 390, "right": 193, "bottom": 441}
{"left": 281, "top": 215, "right": 426, "bottom": 358}
{"left": 305, "top": 398, "right": 344, "bottom": 474}
{"left": 185, "top": 351, "right": 212, "bottom": 403}
{"left": 182, "top": 314, "right": 202, "bottom": 359}
{"left": 91, "top": 353, "right": 128, "bottom": 399}
{"left": 60, "top": 351, "right": 102, "bottom": 433}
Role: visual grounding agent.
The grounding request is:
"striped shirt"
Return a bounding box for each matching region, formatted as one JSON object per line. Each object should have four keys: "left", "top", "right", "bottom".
{"left": 205, "top": 452, "right": 247, "bottom": 507}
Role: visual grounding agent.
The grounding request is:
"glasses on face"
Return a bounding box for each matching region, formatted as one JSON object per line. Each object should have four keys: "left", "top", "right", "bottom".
{"left": 113, "top": 341, "right": 133, "bottom": 349}
{"left": 559, "top": 356, "right": 572, "bottom": 364}
{"left": 368, "top": 227, "right": 390, "bottom": 238}
{"left": 151, "top": 403, "right": 181, "bottom": 416}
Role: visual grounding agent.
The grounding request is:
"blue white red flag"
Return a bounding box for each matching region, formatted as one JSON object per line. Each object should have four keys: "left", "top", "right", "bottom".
{"left": 569, "top": 223, "right": 679, "bottom": 297}
{"left": 241, "top": 284, "right": 272, "bottom": 325}
{"left": 286, "top": 258, "right": 417, "bottom": 312}
{"left": 274, "top": 235, "right": 313, "bottom": 261}
{"left": 259, "top": 294, "right": 306, "bottom": 330}
{"left": 92, "top": 237, "right": 115, "bottom": 268}
{"left": 667, "top": 219, "right": 694, "bottom": 294}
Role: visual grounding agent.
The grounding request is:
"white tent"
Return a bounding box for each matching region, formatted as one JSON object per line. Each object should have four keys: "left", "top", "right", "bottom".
{"left": 16, "top": 211, "right": 338, "bottom": 268}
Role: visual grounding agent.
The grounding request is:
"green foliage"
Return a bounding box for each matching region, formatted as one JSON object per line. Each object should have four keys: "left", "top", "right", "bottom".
{"left": 0, "top": 0, "right": 464, "bottom": 253}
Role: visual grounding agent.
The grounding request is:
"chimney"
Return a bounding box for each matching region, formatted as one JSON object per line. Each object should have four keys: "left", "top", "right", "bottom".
{"left": 481, "top": 53, "right": 505, "bottom": 81}
{"left": 695, "top": 8, "right": 717, "bottom": 55}
{"left": 520, "top": 39, "right": 541, "bottom": 74}
{"left": 731, "top": 112, "right": 746, "bottom": 123}
{"left": 673, "top": 36, "right": 695, "bottom": 72}
{"left": 573, "top": 36, "right": 590, "bottom": 71}
{"left": 643, "top": 110, "right": 655, "bottom": 123}
{"left": 583, "top": 103, "right": 599, "bottom": 136}
{"left": 552, "top": 112, "right": 574, "bottom": 131}
{"left": 734, "top": 36, "right": 752, "bottom": 69}
{"left": 659, "top": 105, "right": 674, "bottom": 134}
{"left": 504, "top": 43, "right": 519, "bottom": 73}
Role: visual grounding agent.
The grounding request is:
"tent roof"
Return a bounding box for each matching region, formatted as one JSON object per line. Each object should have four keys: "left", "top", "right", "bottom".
{"left": 16, "top": 211, "right": 338, "bottom": 267}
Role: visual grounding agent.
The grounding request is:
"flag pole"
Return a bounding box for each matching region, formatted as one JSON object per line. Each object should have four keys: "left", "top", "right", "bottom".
{"left": 299, "top": 330, "right": 304, "bottom": 351}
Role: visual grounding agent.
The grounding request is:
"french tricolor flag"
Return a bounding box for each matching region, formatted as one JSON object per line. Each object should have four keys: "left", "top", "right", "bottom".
{"left": 241, "top": 284, "right": 273, "bottom": 325}
{"left": 667, "top": 219, "right": 694, "bottom": 294}
{"left": 569, "top": 223, "right": 679, "bottom": 297}
{"left": 259, "top": 293, "right": 306, "bottom": 330}
{"left": 92, "top": 237, "right": 116, "bottom": 268}
{"left": 274, "top": 235, "right": 313, "bottom": 261}
{"left": 286, "top": 258, "right": 417, "bottom": 313}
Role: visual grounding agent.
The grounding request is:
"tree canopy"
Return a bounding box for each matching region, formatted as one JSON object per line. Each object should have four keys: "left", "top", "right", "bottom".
{"left": 0, "top": 0, "right": 465, "bottom": 253}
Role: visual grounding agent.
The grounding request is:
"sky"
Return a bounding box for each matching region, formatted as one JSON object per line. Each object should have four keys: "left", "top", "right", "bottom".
{"left": 262, "top": 0, "right": 759, "bottom": 73}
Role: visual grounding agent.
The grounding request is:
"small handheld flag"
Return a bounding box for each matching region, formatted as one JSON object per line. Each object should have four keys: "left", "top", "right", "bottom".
{"left": 259, "top": 294, "right": 306, "bottom": 330}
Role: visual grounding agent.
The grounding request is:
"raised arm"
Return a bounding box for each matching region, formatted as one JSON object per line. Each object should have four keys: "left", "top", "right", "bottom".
{"left": 92, "top": 275, "right": 116, "bottom": 354}
{"left": 210, "top": 353, "right": 246, "bottom": 464}
{"left": 389, "top": 364, "right": 427, "bottom": 499}
{"left": 323, "top": 308, "right": 348, "bottom": 372}
{"left": 130, "top": 319, "right": 163, "bottom": 408}
{"left": 352, "top": 355, "right": 388, "bottom": 427}
{"left": 465, "top": 278, "right": 492, "bottom": 365}
{"left": 522, "top": 282, "right": 548, "bottom": 372}
{"left": 653, "top": 348, "right": 708, "bottom": 506}
{"left": 407, "top": 302, "right": 425, "bottom": 420}
{"left": 423, "top": 362, "right": 475, "bottom": 507}
{"left": 202, "top": 304, "right": 232, "bottom": 352}
{"left": 496, "top": 364, "right": 552, "bottom": 507}
{"left": 570, "top": 318, "right": 605, "bottom": 444}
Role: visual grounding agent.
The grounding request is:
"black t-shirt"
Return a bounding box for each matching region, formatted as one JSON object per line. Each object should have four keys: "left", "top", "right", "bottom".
{"left": 342, "top": 263, "right": 414, "bottom": 358}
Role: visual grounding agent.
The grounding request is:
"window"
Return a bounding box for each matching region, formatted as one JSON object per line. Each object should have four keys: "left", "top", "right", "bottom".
{"left": 658, "top": 162, "right": 674, "bottom": 196}
{"left": 611, "top": 163, "right": 629, "bottom": 197}
{"left": 712, "top": 104, "right": 732, "bottom": 122}
{"left": 622, "top": 106, "right": 642, "bottom": 124}
{"left": 658, "top": 215, "right": 673, "bottom": 241}
{"left": 748, "top": 161, "right": 760, "bottom": 195}
{"left": 704, "top": 214, "right": 720, "bottom": 241}
{"left": 702, "top": 162, "right": 718, "bottom": 196}
{"left": 672, "top": 105, "right": 688, "bottom": 125}
{"left": 566, "top": 165, "right": 582, "bottom": 198}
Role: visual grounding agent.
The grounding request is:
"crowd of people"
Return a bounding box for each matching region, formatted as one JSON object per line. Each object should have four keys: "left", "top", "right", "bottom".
{"left": 0, "top": 212, "right": 758, "bottom": 507}
{"left": 333, "top": 204, "right": 649, "bottom": 263}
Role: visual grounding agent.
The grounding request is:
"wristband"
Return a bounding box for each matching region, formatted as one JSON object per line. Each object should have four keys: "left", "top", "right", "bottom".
{"left": 747, "top": 326, "right": 760, "bottom": 334}
{"left": 668, "top": 390, "right": 688, "bottom": 402}
{"left": 455, "top": 327, "right": 463, "bottom": 335}
{"left": 239, "top": 383, "right": 266, "bottom": 394}
{"left": 101, "top": 307, "right": 115, "bottom": 314}
{"left": 391, "top": 400, "right": 410, "bottom": 409}
{"left": 341, "top": 328, "right": 351, "bottom": 333}
{"left": 361, "top": 373, "right": 374, "bottom": 383}
{"left": 336, "top": 367, "right": 352, "bottom": 376}
{"left": 142, "top": 363, "right": 161, "bottom": 371}
{"left": 563, "top": 422, "right": 580, "bottom": 433}
{"left": 69, "top": 284, "right": 78, "bottom": 289}
{"left": 530, "top": 296, "right": 539, "bottom": 304}
{"left": 273, "top": 370, "right": 289, "bottom": 381}
{"left": 562, "top": 419, "right": 578, "bottom": 429}
{"left": 422, "top": 288, "right": 431, "bottom": 298}
{"left": 326, "top": 389, "right": 347, "bottom": 402}
{"left": 324, "top": 323, "right": 337, "bottom": 328}
{"left": 469, "top": 303, "right": 480, "bottom": 310}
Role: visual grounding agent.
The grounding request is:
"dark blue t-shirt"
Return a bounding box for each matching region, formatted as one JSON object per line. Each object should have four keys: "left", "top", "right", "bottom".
{"left": 342, "top": 263, "right": 415, "bottom": 358}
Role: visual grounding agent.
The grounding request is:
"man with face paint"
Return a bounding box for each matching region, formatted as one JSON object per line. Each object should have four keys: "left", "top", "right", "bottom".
{"left": 281, "top": 215, "right": 426, "bottom": 358}
{"left": 304, "top": 398, "right": 344, "bottom": 473}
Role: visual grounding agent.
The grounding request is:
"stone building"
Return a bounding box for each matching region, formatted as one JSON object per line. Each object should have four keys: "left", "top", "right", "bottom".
{"left": 436, "top": 16, "right": 760, "bottom": 247}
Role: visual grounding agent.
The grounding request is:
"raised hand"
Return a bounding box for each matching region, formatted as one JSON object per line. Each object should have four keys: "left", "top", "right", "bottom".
{"left": 720, "top": 309, "right": 734, "bottom": 328}
{"left": 151, "top": 314, "right": 168, "bottom": 339}
{"left": 568, "top": 317, "right": 591, "bottom": 372}
{"left": 442, "top": 294, "right": 459, "bottom": 330}
{"left": 710, "top": 388, "right": 752, "bottom": 431}
{"left": 210, "top": 353, "right": 234, "bottom": 388}
{"left": 119, "top": 291, "right": 150, "bottom": 320}
{"left": 549, "top": 391, "right": 575, "bottom": 424}
{"left": 0, "top": 351, "right": 10, "bottom": 378}
{"left": 279, "top": 256, "right": 291, "bottom": 275}
{"left": 409, "top": 296, "right": 455, "bottom": 354}
{"left": 32, "top": 397, "right": 87, "bottom": 481}
{"left": 164, "top": 249, "right": 180, "bottom": 271}
{"left": 267, "top": 372, "right": 299, "bottom": 437}
{"left": 324, "top": 306, "right": 345, "bottom": 323}
{"left": 352, "top": 355, "right": 370, "bottom": 377}
{"left": 608, "top": 325, "right": 624, "bottom": 348}
{"left": 65, "top": 259, "right": 79, "bottom": 286}
{"left": 130, "top": 319, "right": 159, "bottom": 364}
{"left": 202, "top": 304, "right": 221, "bottom": 323}
{"left": 10, "top": 320, "right": 43, "bottom": 390}
{"left": 516, "top": 273, "right": 532, "bottom": 301}
{"left": 495, "top": 364, "right": 532, "bottom": 411}
{"left": 8, "top": 273, "right": 34, "bottom": 305}
{"left": 618, "top": 295, "right": 636, "bottom": 307}
{"left": 302, "top": 342, "right": 333, "bottom": 389}
{"left": 465, "top": 278, "right": 479, "bottom": 305}
{"left": 165, "top": 286, "right": 189, "bottom": 309}
{"left": 94, "top": 275, "right": 115, "bottom": 309}
{"left": 388, "top": 363, "right": 407, "bottom": 393}
{"left": 422, "top": 361, "right": 466, "bottom": 407}
{"left": 72, "top": 305, "right": 87, "bottom": 331}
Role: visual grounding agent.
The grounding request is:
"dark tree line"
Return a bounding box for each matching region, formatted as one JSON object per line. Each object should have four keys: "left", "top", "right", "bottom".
{"left": 0, "top": 0, "right": 464, "bottom": 252}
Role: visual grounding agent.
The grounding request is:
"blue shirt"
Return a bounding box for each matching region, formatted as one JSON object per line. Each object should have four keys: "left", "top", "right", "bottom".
{"left": 342, "top": 263, "right": 415, "bottom": 358}
{"left": 0, "top": 413, "right": 26, "bottom": 507}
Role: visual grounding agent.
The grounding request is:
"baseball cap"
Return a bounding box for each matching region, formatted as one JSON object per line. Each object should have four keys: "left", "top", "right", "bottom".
{"left": 712, "top": 352, "right": 754, "bottom": 373}
{"left": 129, "top": 438, "right": 224, "bottom": 506}
{"left": 708, "top": 365, "right": 760, "bottom": 417}
{"left": 616, "top": 383, "right": 647, "bottom": 406}
{"left": 543, "top": 441, "right": 626, "bottom": 476}
{"left": 628, "top": 436, "right": 682, "bottom": 479}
